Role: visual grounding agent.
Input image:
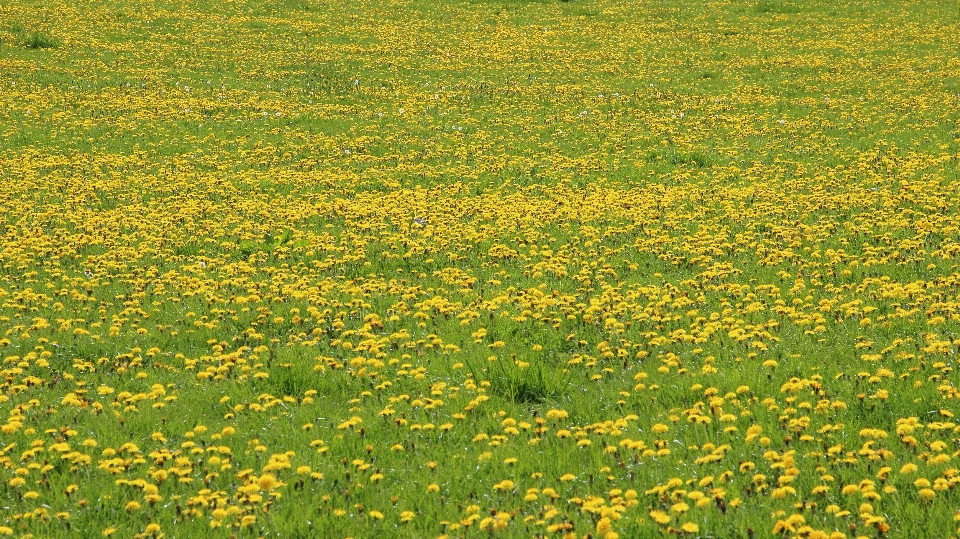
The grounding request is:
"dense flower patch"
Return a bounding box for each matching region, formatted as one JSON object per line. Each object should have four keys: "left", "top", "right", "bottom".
{"left": 1, "top": 0, "right": 959, "bottom": 537}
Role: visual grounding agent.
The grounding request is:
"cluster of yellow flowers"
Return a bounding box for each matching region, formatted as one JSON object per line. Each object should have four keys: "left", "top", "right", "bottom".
{"left": 2, "top": 0, "right": 960, "bottom": 536}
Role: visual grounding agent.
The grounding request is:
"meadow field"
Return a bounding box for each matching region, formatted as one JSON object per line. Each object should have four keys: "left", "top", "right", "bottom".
{"left": 2, "top": 0, "right": 960, "bottom": 536}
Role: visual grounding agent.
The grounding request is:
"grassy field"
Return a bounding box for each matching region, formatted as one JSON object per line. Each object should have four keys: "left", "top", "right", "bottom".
{"left": 2, "top": 0, "right": 960, "bottom": 537}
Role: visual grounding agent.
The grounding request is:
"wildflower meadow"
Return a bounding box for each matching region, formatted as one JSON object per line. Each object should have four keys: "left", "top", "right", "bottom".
{"left": 1, "top": 0, "right": 960, "bottom": 537}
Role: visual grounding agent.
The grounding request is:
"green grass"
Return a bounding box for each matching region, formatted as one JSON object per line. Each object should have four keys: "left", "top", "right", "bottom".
{"left": 0, "top": 0, "right": 959, "bottom": 537}
{"left": 22, "top": 32, "right": 56, "bottom": 49}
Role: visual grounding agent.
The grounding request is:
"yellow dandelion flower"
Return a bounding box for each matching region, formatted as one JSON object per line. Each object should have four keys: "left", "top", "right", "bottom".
{"left": 493, "top": 479, "right": 515, "bottom": 491}
{"left": 258, "top": 473, "right": 278, "bottom": 491}
{"left": 670, "top": 502, "right": 689, "bottom": 513}
{"left": 649, "top": 510, "right": 671, "bottom": 525}
{"left": 546, "top": 409, "right": 569, "bottom": 420}
{"left": 596, "top": 517, "right": 612, "bottom": 534}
